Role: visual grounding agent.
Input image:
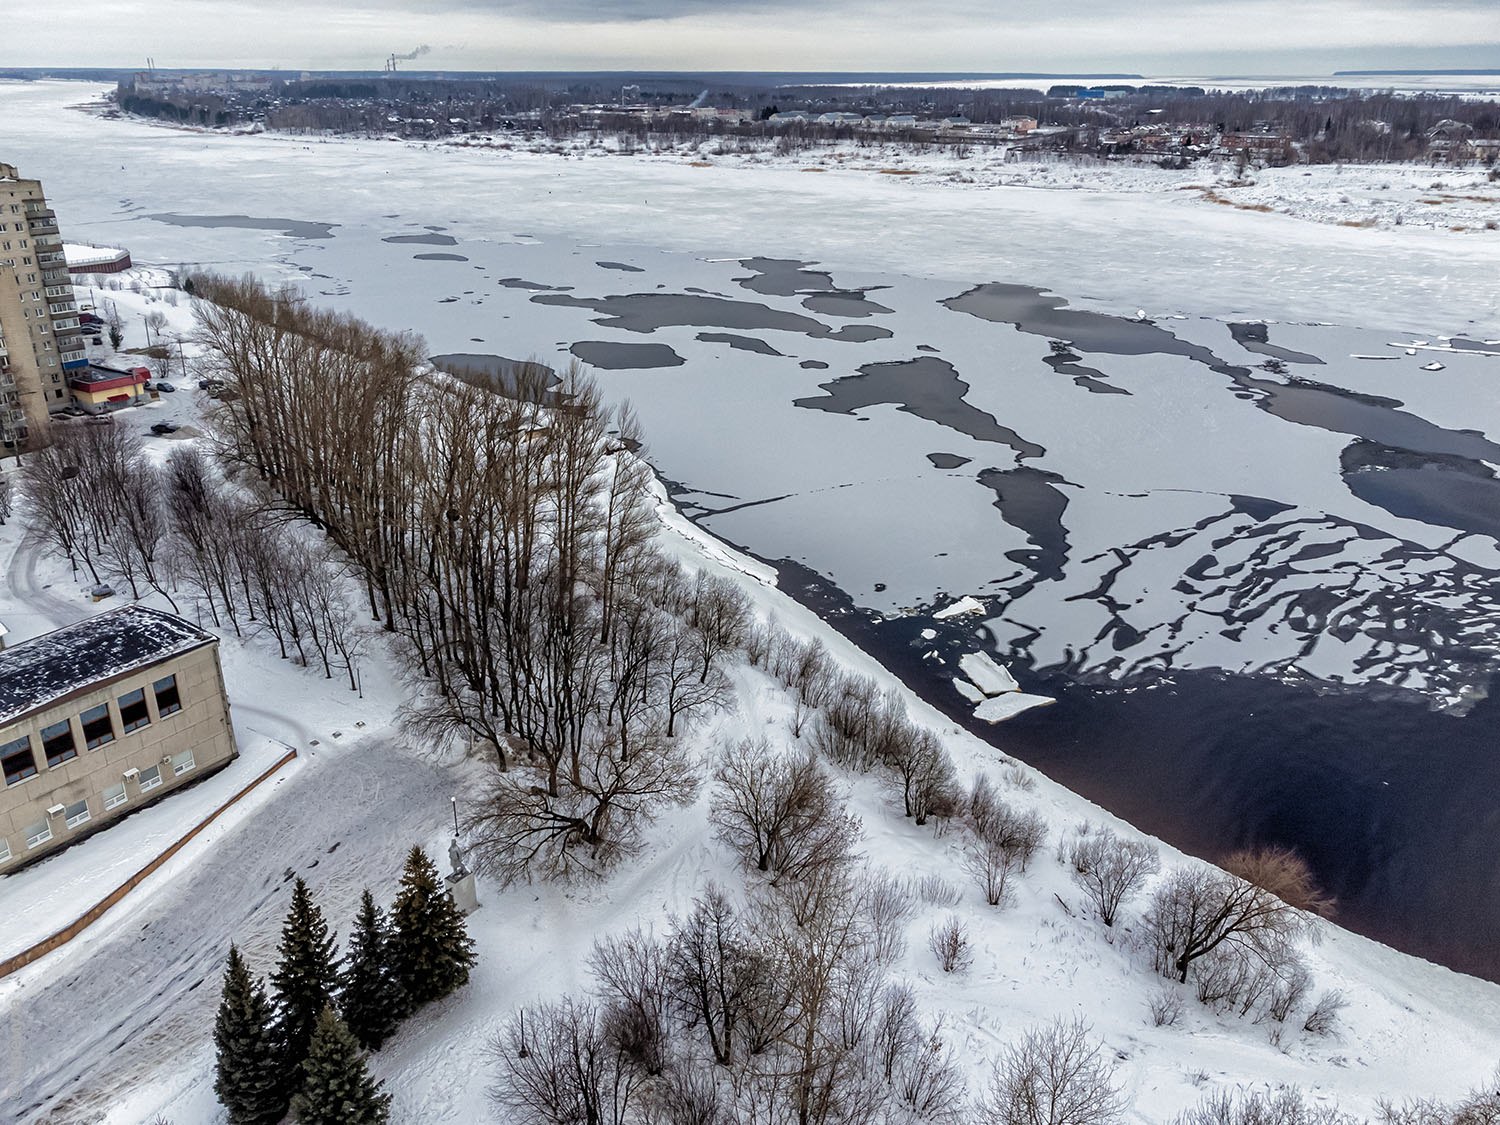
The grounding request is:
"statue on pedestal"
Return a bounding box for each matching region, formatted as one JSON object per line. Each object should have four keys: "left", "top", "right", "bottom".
{"left": 448, "top": 835, "right": 468, "bottom": 880}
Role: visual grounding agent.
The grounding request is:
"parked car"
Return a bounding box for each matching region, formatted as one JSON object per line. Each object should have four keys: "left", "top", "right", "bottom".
{"left": 155, "top": 381, "right": 176, "bottom": 393}
{"left": 61, "top": 405, "right": 87, "bottom": 417}
{"left": 150, "top": 421, "right": 180, "bottom": 435}
{"left": 84, "top": 414, "right": 114, "bottom": 425}
{"left": 198, "top": 378, "right": 224, "bottom": 391}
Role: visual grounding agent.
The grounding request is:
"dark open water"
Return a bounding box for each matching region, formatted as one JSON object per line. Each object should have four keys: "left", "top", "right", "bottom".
{"left": 764, "top": 555, "right": 1500, "bottom": 983}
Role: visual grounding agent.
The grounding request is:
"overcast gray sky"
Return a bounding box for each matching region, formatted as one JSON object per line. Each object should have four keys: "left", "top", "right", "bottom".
{"left": 10, "top": 0, "right": 1499, "bottom": 74}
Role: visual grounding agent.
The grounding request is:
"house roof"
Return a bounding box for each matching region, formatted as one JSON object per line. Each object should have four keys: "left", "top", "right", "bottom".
{"left": 0, "top": 606, "right": 216, "bottom": 727}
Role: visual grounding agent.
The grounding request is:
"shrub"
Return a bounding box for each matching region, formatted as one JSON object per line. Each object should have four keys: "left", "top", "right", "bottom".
{"left": 1143, "top": 865, "right": 1314, "bottom": 984}
{"left": 1067, "top": 828, "right": 1160, "bottom": 927}
{"left": 1173, "top": 1087, "right": 1361, "bottom": 1125}
{"left": 977, "top": 1018, "right": 1126, "bottom": 1125}
{"left": 928, "top": 916, "right": 973, "bottom": 974}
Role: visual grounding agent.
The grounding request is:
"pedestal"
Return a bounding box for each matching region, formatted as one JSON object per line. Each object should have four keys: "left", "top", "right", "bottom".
{"left": 445, "top": 870, "right": 479, "bottom": 915}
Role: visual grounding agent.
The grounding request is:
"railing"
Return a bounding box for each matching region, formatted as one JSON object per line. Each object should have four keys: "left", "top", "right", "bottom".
{"left": 49, "top": 302, "right": 77, "bottom": 316}
{"left": 37, "top": 251, "right": 64, "bottom": 265}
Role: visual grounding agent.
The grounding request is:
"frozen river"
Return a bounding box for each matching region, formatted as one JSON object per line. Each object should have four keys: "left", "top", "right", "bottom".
{"left": 3, "top": 80, "right": 1499, "bottom": 976}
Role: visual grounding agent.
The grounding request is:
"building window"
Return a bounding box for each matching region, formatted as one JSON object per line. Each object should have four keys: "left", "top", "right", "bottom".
{"left": 25, "top": 819, "right": 53, "bottom": 849}
{"left": 170, "top": 749, "right": 196, "bottom": 776}
{"left": 103, "top": 781, "right": 128, "bottom": 811}
{"left": 64, "top": 798, "right": 91, "bottom": 829}
{"left": 2, "top": 735, "right": 38, "bottom": 786}
{"left": 41, "top": 719, "right": 78, "bottom": 768}
{"left": 0, "top": 837, "right": 11, "bottom": 864}
{"left": 138, "top": 764, "right": 162, "bottom": 792}
{"left": 118, "top": 688, "right": 151, "bottom": 733}
{"left": 152, "top": 674, "right": 182, "bottom": 717}
{"left": 81, "top": 703, "right": 116, "bottom": 749}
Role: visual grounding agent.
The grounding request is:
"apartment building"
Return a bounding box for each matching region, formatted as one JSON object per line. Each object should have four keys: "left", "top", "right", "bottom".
{"left": 0, "top": 162, "right": 89, "bottom": 450}
{"left": 0, "top": 606, "right": 238, "bottom": 872}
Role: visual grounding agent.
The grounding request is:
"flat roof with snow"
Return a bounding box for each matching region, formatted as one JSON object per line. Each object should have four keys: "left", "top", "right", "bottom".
{"left": 0, "top": 607, "right": 216, "bottom": 727}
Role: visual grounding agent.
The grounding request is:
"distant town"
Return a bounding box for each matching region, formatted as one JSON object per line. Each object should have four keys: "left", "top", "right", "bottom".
{"left": 100, "top": 69, "right": 1500, "bottom": 167}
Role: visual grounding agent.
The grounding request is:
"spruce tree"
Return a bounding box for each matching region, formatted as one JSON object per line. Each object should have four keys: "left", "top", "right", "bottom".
{"left": 289, "top": 1005, "right": 392, "bottom": 1125}
{"left": 389, "top": 845, "right": 477, "bottom": 1007}
{"left": 270, "top": 877, "right": 340, "bottom": 1077}
{"left": 339, "top": 888, "right": 409, "bottom": 1050}
{"left": 213, "top": 944, "right": 287, "bottom": 1125}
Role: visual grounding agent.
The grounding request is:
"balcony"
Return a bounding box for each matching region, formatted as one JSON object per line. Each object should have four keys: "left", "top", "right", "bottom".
{"left": 37, "top": 251, "right": 65, "bottom": 265}
{"left": 53, "top": 317, "right": 80, "bottom": 332}
{"left": 41, "top": 269, "right": 68, "bottom": 284}
{"left": 49, "top": 302, "right": 77, "bottom": 316}
{"left": 28, "top": 220, "right": 58, "bottom": 237}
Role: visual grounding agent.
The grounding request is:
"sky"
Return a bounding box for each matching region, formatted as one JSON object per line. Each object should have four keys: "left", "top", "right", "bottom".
{"left": 7, "top": 0, "right": 1499, "bottom": 75}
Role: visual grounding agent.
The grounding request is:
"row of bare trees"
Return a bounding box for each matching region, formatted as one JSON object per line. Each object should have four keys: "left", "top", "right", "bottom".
{"left": 491, "top": 868, "right": 1129, "bottom": 1125}
{"left": 20, "top": 425, "right": 367, "bottom": 686}
{"left": 190, "top": 273, "right": 750, "bottom": 881}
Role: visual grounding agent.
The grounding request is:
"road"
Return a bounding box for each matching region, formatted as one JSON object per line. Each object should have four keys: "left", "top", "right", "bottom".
{"left": 0, "top": 733, "right": 457, "bottom": 1124}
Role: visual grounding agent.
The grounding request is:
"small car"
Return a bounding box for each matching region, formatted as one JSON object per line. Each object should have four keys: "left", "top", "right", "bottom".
{"left": 155, "top": 381, "right": 176, "bottom": 393}
{"left": 150, "top": 421, "right": 180, "bottom": 435}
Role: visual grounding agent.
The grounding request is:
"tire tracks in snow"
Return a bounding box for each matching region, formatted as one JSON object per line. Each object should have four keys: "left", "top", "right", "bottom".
{"left": 0, "top": 735, "right": 457, "bottom": 1124}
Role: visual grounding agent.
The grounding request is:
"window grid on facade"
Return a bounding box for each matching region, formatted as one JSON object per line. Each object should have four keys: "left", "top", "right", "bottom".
{"left": 138, "top": 764, "right": 162, "bottom": 792}
{"left": 25, "top": 819, "right": 52, "bottom": 848}
{"left": 2, "top": 735, "right": 37, "bottom": 786}
{"left": 0, "top": 837, "right": 10, "bottom": 864}
{"left": 81, "top": 702, "right": 115, "bottom": 749}
{"left": 103, "top": 781, "right": 128, "bottom": 811}
{"left": 170, "top": 749, "right": 195, "bottom": 776}
{"left": 152, "top": 674, "right": 182, "bottom": 717}
{"left": 64, "top": 798, "right": 90, "bottom": 828}
{"left": 41, "top": 719, "right": 77, "bottom": 768}
{"left": 118, "top": 688, "right": 150, "bottom": 733}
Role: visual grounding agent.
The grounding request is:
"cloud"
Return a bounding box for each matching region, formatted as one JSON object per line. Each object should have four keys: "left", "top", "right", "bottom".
{"left": 11, "top": 0, "right": 1500, "bottom": 71}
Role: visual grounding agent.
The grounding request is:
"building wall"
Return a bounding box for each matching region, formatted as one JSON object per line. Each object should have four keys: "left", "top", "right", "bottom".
{"left": 0, "top": 163, "right": 87, "bottom": 450}
{"left": 0, "top": 643, "right": 238, "bottom": 871}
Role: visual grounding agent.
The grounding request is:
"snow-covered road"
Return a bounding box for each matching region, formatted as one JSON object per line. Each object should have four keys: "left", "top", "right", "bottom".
{"left": 0, "top": 733, "right": 458, "bottom": 1124}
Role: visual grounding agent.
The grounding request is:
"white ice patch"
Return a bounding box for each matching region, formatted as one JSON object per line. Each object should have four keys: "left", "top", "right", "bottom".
{"left": 958, "top": 652, "right": 1020, "bottom": 696}
{"left": 933, "top": 595, "right": 986, "bottom": 620}
{"left": 973, "top": 692, "right": 1056, "bottom": 723}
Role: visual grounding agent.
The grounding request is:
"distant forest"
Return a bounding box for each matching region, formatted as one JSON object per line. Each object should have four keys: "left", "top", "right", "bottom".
{"left": 114, "top": 75, "right": 1500, "bottom": 165}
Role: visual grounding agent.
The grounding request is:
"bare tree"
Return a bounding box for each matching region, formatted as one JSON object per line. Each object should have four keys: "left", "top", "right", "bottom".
{"left": 709, "top": 740, "right": 859, "bottom": 884}
{"left": 666, "top": 884, "right": 765, "bottom": 1067}
{"left": 884, "top": 728, "right": 959, "bottom": 826}
{"left": 1067, "top": 828, "right": 1160, "bottom": 927}
{"left": 466, "top": 732, "right": 700, "bottom": 885}
{"left": 590, "top": 928, "right": 674, "bottom": 1077}
{"left": 964, "top": 832, "right": 1023, "bottom": 908}
{"left": 1143, "top": 865, "right": 1315, "bottom": 985}
{"left": 0, "top": 469, "right": 11, "bottom": 525}
{"left": 1174, "top": 1088, "right": 1361, "bottom": 1125}
{"left": 927, "top": 916, "right": 972, "bottom": 974}
{"left": 976, "top": 1018, "right": 1126, "bottom": 1125}
{"left": 686, "top": 571, "right": 752, "bottom": 683}
{"left": 967, "top": 775, "right": 1048, "bottom": 871}
{"left": 1223, "top": 846, "right": 1335, "bottom": 918}
{"left": 488, "top": 998, "right": 643, "bottom": 1125}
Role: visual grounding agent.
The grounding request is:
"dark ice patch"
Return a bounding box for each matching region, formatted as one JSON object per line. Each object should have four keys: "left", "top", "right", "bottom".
{"left": 927, "top": 453, "right": 973, "bottom": 469}
{"left": 1228, "top": 322, "right": 1324, "bottom": 365}
{"left": 800, "top": 360, "right": 830, "bottom": 370}
{"left": 598, "top": 261, "right": 646, "bottom": 272}
{"left": 571, "top": 341, "right": 686, "bottom": 369}
{"left": 145, "top": 213, "right": 336, "bottom": 239}
{"left": 794, "top": 357, "right": 1045, "bottom": 460}
{"left": 1340, "top": 441, "right": 1500, "bottom": 540}
{"left": 499, "top": 278, "right": 571, "bottom": 291}
{"left": 534, "top": 291, "right": 888, "bottom": 343}
{"left": 414, "top": 253, "right": 469, "bottom": 261}
{"left": 384, "top": 232, "right": 459, "bottom": 245}
{"left": 696, "top": 333, "right": 785, "bottom": 356}
{"left": 976, "top": 466, "right": 1075, "bottom": 582}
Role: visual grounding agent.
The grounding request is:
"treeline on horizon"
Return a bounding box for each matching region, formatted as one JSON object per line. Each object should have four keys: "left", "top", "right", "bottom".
{"left": 114, "top": 74, "right": 1499, "bottom": 163}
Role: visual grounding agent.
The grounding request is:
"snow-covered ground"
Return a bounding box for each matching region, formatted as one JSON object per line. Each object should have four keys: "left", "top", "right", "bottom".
{"left": 6, "top": 403, "right": 1495, "bottom": 1125}
{"left": 0, "top": 84, "right": 1497, "bottom": 1123}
